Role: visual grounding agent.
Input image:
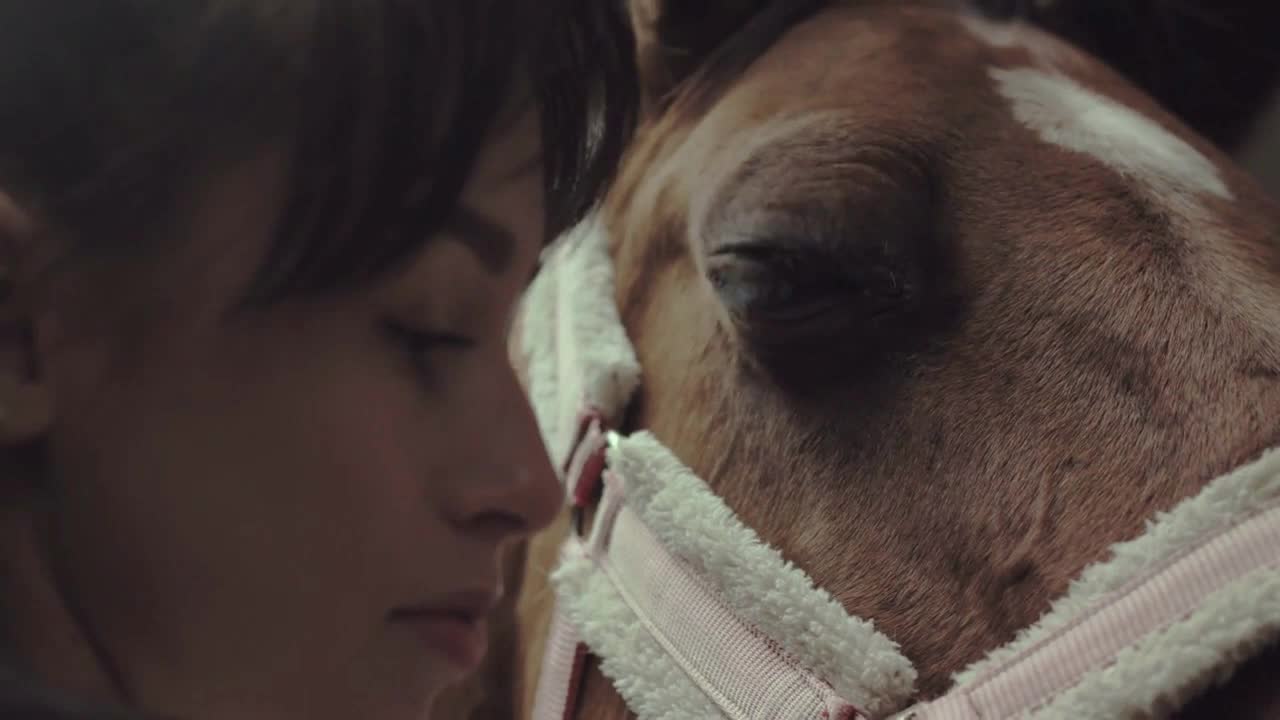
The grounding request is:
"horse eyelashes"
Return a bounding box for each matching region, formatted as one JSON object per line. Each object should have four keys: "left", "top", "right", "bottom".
{"left": 705, "top": 248, "right": 862, "bottom": 345}
{"left": 707, "top": 253, "right": 797, "bottom": 312}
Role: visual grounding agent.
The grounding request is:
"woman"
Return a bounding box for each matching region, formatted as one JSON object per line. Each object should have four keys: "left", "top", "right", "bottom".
{"left": 0, "top": 1, "right": 637, "bottom": 718}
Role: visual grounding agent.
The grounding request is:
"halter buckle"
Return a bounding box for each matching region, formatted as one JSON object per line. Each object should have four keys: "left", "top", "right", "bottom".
{"left": 565, "top": 408, "right": 612, "bottom": 535}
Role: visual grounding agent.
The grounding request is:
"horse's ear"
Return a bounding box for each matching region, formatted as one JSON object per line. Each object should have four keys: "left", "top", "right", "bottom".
{"left": 627, "top": 0, "right": 759, "bottom": 109}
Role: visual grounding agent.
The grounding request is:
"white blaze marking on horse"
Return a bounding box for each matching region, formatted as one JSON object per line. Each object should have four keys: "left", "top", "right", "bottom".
{"left": 959, "top": 16, "right": 1073, "bottom": 68}
{"left": 990, "top": 67, "right": 1234, "bottom": 209}
{"left": 989, "top": 68, "right": 1280, "bottom": 362}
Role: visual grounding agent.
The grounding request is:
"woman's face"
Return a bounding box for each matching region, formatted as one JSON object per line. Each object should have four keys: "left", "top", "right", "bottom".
{"left": 10, "top": 103, "right": 560, "bottom": 717}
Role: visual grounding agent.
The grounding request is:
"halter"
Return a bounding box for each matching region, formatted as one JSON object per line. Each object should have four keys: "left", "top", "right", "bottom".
{"left": 516, "top": 213, "right": 1280, "bottom": 720}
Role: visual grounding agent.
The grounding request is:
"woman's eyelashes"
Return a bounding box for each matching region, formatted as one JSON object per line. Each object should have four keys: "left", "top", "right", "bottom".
{"left": 381, "top": 318, "right": 476, "bottom": 383}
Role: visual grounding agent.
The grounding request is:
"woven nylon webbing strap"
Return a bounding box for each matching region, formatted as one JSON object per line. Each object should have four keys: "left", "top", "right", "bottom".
{"left": 535, "top": 466, "right": 865, "bottom": 720}
{"left": 898, "top": 500, "right": 1280, "bottom": 719}
{"left": 530, "top": 580, "right": 589, "bottom": 720}
{"left": 530, "top": 413, "right": 609, "bottom": 720}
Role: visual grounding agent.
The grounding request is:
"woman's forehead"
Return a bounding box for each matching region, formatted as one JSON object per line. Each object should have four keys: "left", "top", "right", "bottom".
{"left": 471, "top": 97, "right": 544, "bottom": 191}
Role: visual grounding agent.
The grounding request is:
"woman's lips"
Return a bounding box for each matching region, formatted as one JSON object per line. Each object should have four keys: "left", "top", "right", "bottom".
{"left": 392, "top": 610, "right": 489, "bottom": 671}
{"left": 389, "top": 590, "right": 498, "bottom": 671}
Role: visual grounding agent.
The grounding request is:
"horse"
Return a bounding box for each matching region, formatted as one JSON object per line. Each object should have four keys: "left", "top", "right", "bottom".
{"left": 504, "top": 1, "right": 1280, "bottom": 718}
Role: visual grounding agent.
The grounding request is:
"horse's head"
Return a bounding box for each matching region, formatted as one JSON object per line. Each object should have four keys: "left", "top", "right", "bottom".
{"left": 601, "top": 0, "right": 1280, "bottom": 699}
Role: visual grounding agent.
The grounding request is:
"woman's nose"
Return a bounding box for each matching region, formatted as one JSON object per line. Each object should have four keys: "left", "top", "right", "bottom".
{"left": 452, "top": 367, "right": 562, "bottom": 542}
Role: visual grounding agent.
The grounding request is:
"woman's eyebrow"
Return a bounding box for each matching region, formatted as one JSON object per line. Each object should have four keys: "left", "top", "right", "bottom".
{"left": 442, "top": 204, "right": 515, "bottom": 276}
{"left": 497, "top": 150, "right": 544, "bottom": 184}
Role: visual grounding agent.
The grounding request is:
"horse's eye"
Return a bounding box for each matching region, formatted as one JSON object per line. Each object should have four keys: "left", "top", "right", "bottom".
{"left": 705, "top": 243, "right": 866, "bottom": 345}
{"left": 699, "top": 147, "right": 946, "bottom": 377}
{"left": 703, "top": 229, "right": 951, "bottom": 382}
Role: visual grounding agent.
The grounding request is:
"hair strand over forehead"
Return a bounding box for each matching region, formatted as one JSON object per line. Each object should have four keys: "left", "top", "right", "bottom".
{"left": 0, "top": 0, "right": 640, "bottom": 301}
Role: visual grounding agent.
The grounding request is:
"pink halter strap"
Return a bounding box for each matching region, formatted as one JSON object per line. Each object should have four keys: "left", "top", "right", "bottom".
{"left": 531, "top": 408, "right": 1280, "bottom": 720}
{"left": 901, "top": 499, "right": 1280, "bottom": 719}
{"left": 532, "top": 410, "right": 867, "bottom": 720}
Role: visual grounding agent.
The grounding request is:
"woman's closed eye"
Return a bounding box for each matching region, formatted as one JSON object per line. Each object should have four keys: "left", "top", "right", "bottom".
{"left": 381, "top": 318, "right": 476, "bottom": 382}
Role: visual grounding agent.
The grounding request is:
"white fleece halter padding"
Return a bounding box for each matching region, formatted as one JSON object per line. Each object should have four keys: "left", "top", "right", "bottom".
{"left": 949, "top": 446, "right": 1280, "bottom": 717}
{"left": 517, "top": 213, "right": 641, "bottom": 470}
{"left": 1032, "top": 568, "right": 1280, "bottom": 719}
{"left": 552, "top": 432, "right": 918, "bottom": 719}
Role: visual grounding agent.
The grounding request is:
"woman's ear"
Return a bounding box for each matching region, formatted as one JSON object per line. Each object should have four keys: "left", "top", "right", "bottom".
{"left": 626, "top": 0, "right": 760, "bottom": 111}
{"left": 0, "top": 191, "right": 53, "bottom": 447}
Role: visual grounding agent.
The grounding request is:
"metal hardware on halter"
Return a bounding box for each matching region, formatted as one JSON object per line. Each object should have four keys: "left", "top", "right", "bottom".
{"left": 533, "top": 407, "right": 621, "bottom": 720}
{"left": 562, "top": 408, "right": 615, "bottom": 536}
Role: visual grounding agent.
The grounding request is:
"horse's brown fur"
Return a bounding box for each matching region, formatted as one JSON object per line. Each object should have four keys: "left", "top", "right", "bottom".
{"left": 513, "top": 2, "right": 1280, "bottom": 718}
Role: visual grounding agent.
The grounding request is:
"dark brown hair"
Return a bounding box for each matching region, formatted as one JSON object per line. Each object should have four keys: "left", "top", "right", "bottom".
{"left": 0, "top": 0, "right": 639, "bottom": 299}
